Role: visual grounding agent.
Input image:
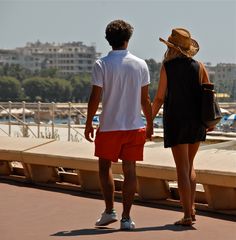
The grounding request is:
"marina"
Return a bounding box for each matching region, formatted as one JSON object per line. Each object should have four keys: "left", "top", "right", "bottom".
{"left": 0, "top": 101, "right": 235, "bottom": 142}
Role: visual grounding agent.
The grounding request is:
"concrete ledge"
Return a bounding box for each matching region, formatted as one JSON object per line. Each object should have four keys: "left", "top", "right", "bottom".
{"left": 200, "top": 140, "right": 236, "bottom": 150}
{"left": 137, "top": 177, "right": 170, "bottom": 200}
{"left": 59, "top": 172, "right": 80, "bottom": 185}
{"left": 0, "top": 136, "right": 236, "bottom": 210}
{"left": 195, "top": 149, "right": 236, "bottom": 189}
{"left": 12, "top": 166, "right": 25, "bottom": 176}
{"left": 0, "top": 136, "right": 55, "bottom": 178}
{"left": 170, "top": 182, "right": 207, "bottom": 203}
{"left": 21, "top": 141, "right": 100, "bottom": 189}
{"left": 196, "top": 171, "right": 236, "bottom": 188}
{"left": 0, "top": 136, "right": 55, "bottom": 162}
{"left": 0, "top": 161, "right": 11, "bottom": 175}
{"left": 27, "top": 164, "right": 59, "bottom": 183}
{"left": 204, "top": 185, "right": 236, "bottom": 209}
{"left": 78, "top": 169, "right": 100, "bottom": 191}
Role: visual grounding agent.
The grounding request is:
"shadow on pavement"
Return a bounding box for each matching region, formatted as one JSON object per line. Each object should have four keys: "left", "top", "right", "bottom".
{"left": 51, "top": 224, "right": 196, "bottom": 236}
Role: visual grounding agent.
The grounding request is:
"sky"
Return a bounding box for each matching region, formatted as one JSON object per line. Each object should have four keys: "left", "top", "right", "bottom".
{"left": 0, "top": 0, "right": 236, "bottom": 65}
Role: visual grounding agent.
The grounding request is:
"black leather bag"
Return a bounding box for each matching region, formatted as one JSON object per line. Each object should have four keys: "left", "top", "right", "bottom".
{"left": 201, "top": 83, "right": 222, "bottom": 128}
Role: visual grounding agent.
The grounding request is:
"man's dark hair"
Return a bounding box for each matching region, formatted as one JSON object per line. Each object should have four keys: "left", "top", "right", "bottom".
{"left": 105, "top": 20, "right": 134, "bottom": 48}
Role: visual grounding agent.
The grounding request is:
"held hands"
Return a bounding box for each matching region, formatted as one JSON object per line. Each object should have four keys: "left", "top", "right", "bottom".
{"left": 206, "top": 126, "right": 215, "bottom": 132}
{"left": 84, "top": 123, "right": 94, "bottom": 142}
{"left": 146, "top": 123, "right": 153, "bottom": 141}
{"left": 85, "top": 123, "right": 154, "bottom": 142}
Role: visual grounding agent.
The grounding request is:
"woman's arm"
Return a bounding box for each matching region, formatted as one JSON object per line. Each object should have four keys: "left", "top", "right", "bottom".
{"left": 141, "top": 84, "right": 153, "bottom": 139}
{"left": 199, "top": 61, "right": 210, "bottom": 84}
{"left": 152, "top": 64, "right": 167, "bottom": 119}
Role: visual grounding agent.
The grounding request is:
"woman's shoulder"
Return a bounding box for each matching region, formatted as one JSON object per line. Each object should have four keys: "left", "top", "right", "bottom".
{"left": 164, "top": 57, "right": 189, "bottom": 67}
{"left": 190, "top": 58, "right": 201, "bottom": 69}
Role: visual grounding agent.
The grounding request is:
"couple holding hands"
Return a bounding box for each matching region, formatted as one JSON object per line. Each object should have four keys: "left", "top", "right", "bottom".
{"left": 84, "top": 19, "right": 210, "bottom": 230}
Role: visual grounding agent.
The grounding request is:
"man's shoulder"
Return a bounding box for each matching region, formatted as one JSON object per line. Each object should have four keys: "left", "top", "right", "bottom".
{"left": 127, "top": 52, "right": 147, "bottom": 66}
{"left": 96, "top": 54, "right": 112, "bottom": 65}
{"left": 94, "top": 57, "right": 107, "bottom": 67}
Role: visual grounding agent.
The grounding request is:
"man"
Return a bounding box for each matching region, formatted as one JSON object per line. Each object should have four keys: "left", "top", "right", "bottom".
{"left": 84, "top": 19, "right": 153, "bottom": 230}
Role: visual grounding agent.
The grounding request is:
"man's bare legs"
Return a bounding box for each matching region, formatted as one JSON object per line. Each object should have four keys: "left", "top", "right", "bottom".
{"left": 98, "top": 158, "right": 137, "bottom": 219}
{"left": 122, "top": 160, "right": 137, "bottom": 219}
{"left": 98, "top": 158, "right": 115, "bottom": 213}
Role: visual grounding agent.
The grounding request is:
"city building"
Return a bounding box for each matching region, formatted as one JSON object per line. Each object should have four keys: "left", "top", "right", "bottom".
{"left": 205, "top": 63, "right": 236, "bottom": 101}
{"left": 0, "top": 41, "right": 101, "bottom": 75}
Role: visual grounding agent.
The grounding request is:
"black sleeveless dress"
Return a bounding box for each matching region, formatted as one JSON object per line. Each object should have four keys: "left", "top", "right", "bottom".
{"left": 163, "top": 57, "right": 206, "bottom": 148}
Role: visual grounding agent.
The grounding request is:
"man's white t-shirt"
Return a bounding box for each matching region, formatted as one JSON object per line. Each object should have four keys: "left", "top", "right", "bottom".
{"left": 92, "top": 50, "right": 150, "bottom": 132}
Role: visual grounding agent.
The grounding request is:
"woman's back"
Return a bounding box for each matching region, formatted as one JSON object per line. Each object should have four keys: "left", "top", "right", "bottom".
{"left": 163, "top": 57, "right": 205, "bottom": 147}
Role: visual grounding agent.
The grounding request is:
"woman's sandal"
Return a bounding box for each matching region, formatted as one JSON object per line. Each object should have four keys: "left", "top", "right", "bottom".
{"left": 174, "top": 217, "right": 193, "bottom": 226}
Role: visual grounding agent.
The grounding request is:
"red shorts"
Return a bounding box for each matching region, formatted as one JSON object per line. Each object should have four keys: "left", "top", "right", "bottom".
{"left": 95, "top": 128, "right": 146, "bottom": 162}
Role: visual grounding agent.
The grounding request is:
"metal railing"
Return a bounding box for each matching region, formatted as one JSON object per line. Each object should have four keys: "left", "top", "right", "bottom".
{"left": 1, "top": 101, "right": 235, "bottom": 140}
{"left": 0, "top": 101, "right": 89, "bottom": 141}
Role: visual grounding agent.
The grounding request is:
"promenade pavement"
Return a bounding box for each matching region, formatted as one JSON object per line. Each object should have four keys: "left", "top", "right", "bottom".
{"left": 1, "top": 180, "right": 236, "bottom": 240}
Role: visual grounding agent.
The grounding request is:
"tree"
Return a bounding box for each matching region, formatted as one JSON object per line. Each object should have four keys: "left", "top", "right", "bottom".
{"left": 22, "top": 77, "right": 72, "bottom": 102}
{"left": 71, "top": 73, "right": 92, "bottom": 102}
{"left": 145, "top": 59, "right": 161, "bottom": 100}
{"left": 0, "top": 76, "right": 22, "bottom": 101}
{"left": 0, "top": 64, "right": 33, "bottom": 82}
{"left": 48, "top": 78, "right": 72, "bottom": 102}
{"left": 39, "top": 67, "right": 58, "bottom": 78}
{"left": 23, "top": 77, "right": 50, "bottom": 101}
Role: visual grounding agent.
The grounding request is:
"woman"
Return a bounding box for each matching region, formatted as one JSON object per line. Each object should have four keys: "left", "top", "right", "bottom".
{"left": 152, "top": 28, "right": 213, "bottom": 226}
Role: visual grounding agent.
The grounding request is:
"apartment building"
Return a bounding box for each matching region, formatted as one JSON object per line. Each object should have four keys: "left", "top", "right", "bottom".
{"left": 0, "top": 48, "right": 45, "bottom": 72}
{"left": 0, "top": 41, "right": 100, "bottom": 75}
{"left": 205, "top": 63, "right": 236, "bottom": 101}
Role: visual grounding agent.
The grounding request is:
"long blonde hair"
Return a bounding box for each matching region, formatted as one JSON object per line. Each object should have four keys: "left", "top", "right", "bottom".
{"left": 163, "top": 47, "right": 188, "bottom": 63}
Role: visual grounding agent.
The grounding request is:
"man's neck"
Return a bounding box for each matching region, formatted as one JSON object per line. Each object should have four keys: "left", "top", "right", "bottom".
{"left": 112, "top": 41, "right": 128, "bottom": 51}
{"left": 112, "top": 47, "right": 127, "bottom": 50}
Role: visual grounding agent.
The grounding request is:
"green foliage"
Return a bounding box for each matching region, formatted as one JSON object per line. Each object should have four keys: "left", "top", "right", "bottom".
{"left": 0, "top": 59, "right": 162, "bottom": 102}
{"left": 39, "top": 68, "right": 58, "bottom": 78}
{"left": 40, "top": 127, "right": 60, "bottom": 140}
{"left": 50, "top": 78, "right": 73, "bottom": 102}
{"left": 23, "top": 77, "right": 72, "bottom": 102}
{"left": 145, "top": 59, "right": 161, "bottom": 100}
{"left": 0, "top": 64, "right": 33, "bottom": 82}
{"left": 0, "top": 76, "right": 22, "bottom": 101}
{"left": 23, "top": 77, "right": 51, "bottom": 101}
{"left": 71, "top": 73, "right": 92, "bottom": 102}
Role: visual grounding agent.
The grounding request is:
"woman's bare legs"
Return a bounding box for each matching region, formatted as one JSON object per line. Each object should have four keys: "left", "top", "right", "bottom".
{"left": 171, "top": 144, "right": 191, "bottom": 219}
{"left": 188, "top": 142, "right": 200, "bottom": 216}
{"left": 171, "top": 142, "right": 200, "bottom": 220}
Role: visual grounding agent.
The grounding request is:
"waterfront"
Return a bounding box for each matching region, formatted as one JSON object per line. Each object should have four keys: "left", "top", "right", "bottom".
{"left": 0, "top": 103, "right": 236, "bottom": 239}
{"left": 0, "top": 117, "right": 236, "bottom": 143}
{"left": 0, "top": 134, "right": 236, "bottom": 239}
{"left": 0, "top": 101, "right": 236, "bottom": 144}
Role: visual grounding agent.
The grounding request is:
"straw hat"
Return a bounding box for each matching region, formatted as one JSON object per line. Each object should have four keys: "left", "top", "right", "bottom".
{"left": 159, "top": 28, "right": 199, "bottom": 57}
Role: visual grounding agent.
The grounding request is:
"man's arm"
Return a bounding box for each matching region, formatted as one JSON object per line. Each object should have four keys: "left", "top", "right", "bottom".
{"left": 84, "top": 85, "right": 102, "bottom": 142}
{"left": 141, "top": 84, "right": 153, "bottom": 139}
